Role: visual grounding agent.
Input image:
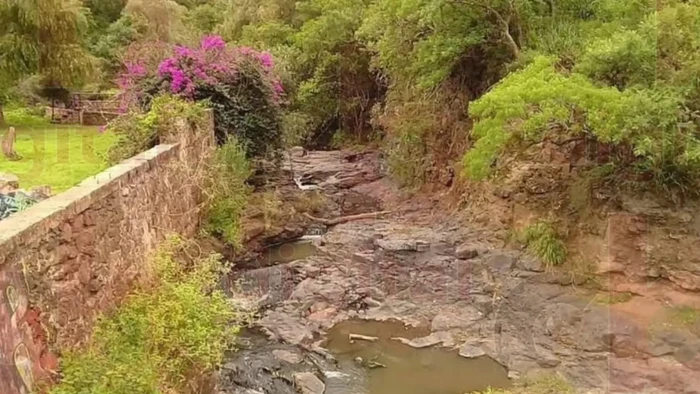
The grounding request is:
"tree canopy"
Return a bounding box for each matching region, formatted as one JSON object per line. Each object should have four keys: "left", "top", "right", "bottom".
{"left": 4, "top": 0, "right": 700, "bottom": 193}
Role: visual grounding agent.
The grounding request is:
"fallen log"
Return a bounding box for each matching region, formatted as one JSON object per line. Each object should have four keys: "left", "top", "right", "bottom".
{"left": 304, "top": 211, "right": 392, "bottom": 226}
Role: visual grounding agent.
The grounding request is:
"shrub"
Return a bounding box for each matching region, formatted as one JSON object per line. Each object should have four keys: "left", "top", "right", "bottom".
{"left": 106, "top": 95, "right": 207, "bottom": 163}
{"left": 118, "top": 35, "right": 284, "bottom": 160}
{"left": 202, "top": 137, "right": 252, "bottom": 248}
{"left": 50, "top": 236, "right": 247, "bottom": 394}
{"left": 463, "top": 56, "right": 697, "bottom": 193}
{"left": 3, "top": 106, "right": 49, "bottom": 127}
{"left": 520, "top": 221, "right": 567, "bottom": 267}
{"left": 575, "top": 29, "right": 656, "bottom": 89}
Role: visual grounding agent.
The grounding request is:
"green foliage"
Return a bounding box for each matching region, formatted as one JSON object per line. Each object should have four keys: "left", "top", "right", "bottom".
{"left": 519, "top": 220, "right": 567, "bottom": 267}
{"left": 106, "top": 95, "right": 207, "bottom": 163}
{"left": 0, "top": 0, "right": 92, "bottom": 88}
{"left": 85, "top": 0, "right": 127, "bottom": 29}
{"left": 476, "top": 373, "right": 574, "bottom": 394}
{"left": 88, "top": 15, "right": 141, "bottom": 80}
{"left": 196, "top": 58, "right": 284, "bottom": 159}
{"left": 0, "top": 124, "right": 115, "bottom": 192}
{"left": 2, "top": 106, "right": 50, "bottom": 127}
{"left": 217, "top": 0, "right": 380, "bottom": 145}
{"left": 124, "top": 0, "right": 191, "bottom": 42}
{"left": 50, "top": 236, "right": 245, "bottom": 394}
{"left": 462, "top": 56, "right": 699, "bottom": 192}
{"left": 203, "top": 138, "right": 253, "bottom": 248}
{"left": 575, "top": 29, "right": 656, "bottom": 89}
{"left": 359, "top": 0, "right": 486, "bottom": 90}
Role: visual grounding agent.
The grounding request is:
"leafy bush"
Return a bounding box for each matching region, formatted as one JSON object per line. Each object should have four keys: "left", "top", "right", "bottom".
{"left": 203, "top": 137, "right": 252, "bottom": 248}
{"left": 520, "top": 221, "right": 567, "bottom": 267}
{"left": 575, "top": 29, "right": 656, "bottom": 89}
{"left": 462, "top": 56, "right": 696, "bottom": 190}
{"left": 3, "top": 106, "right": 49, "bottom": 127}
{"left": 106, "top": 95, "right": 207, "bottom": 163}
{"left": 50, "top": 236, "right": 247, "bottom": 394}
{"left": 118, "top": 35, "right": 284, "bottom": 159}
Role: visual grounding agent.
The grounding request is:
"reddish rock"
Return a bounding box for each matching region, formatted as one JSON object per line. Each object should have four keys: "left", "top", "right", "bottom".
{"left": 40, "top": 351, "right": 59, "bottom": 372}
{"left": 59, "top": 222, "right": 73, "bottom": 242}
{"left": 307, "top": 307, "right": 337, "bottom": 322}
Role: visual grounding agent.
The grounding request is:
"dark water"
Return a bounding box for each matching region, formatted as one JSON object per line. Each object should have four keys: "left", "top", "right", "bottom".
{"left": 258, "top": 239, "right": 318, "bottom": 265}
{"left": 324, "top": 320, "right": 511, "bottom": 394}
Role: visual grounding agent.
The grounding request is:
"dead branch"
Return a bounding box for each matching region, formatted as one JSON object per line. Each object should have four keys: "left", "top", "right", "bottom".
{"left": 304, "top": 210, "right": 392, "bottom": 226}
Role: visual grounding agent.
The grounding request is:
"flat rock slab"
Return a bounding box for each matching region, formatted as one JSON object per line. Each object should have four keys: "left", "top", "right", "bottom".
{"left": 392, "top": 331, "right": 454, "bottom": 348}
{"left": 273, "top": 349, "right": 303, "bottom": 364}
{"left": 459, "top": 342, "right": 486, "bottom": 359}
{"left": 430, "top": 308, "right": 483, "bottom": 331}
{"left": 294, "top": 372, "right": 325, "bottom": 394}
{"left": 375, "top": 238, "right": 420, "bottom": 252}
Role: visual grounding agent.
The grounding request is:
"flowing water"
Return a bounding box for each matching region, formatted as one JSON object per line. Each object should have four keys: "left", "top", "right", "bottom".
{"left": 324, "top": 320, "right": 511, "bottom": 394}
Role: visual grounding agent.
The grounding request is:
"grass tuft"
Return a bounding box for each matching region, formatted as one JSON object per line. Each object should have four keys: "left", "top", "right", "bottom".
{"left": 520, "top": 221, "right": 567, "bottom": 267}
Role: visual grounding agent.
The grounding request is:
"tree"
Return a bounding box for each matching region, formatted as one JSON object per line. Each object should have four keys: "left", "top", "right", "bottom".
{"left": 124, "top": 0, "right": 190, "bottom": 42}
{"left": 85, "top": 0, "right": 127, "bottom": 29}
{"left": 0, "top": 0, "right": 91, "bottom": 124}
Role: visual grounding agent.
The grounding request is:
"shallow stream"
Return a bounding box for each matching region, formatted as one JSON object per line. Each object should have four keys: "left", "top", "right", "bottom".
{"left": 324, "top": 320, "right": 511, "bottom": 394}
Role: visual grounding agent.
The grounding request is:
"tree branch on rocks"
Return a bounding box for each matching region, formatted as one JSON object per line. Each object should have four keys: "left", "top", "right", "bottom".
{"left": 304, "top": 211, "right": 392, "bottom": 226}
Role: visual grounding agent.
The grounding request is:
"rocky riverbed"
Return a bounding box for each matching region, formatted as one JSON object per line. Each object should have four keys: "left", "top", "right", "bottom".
{"left": 215, "top": 149, "right": 700, "bottom": 394}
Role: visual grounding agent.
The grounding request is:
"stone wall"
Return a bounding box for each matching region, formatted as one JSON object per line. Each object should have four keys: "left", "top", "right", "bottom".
{"left": 0, "top": 114, "right": 214, "bottom": 394}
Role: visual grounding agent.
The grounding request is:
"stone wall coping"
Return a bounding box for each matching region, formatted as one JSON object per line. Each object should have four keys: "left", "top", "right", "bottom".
{"left": 0, "top": 143, "right": 179, "bottom": 264}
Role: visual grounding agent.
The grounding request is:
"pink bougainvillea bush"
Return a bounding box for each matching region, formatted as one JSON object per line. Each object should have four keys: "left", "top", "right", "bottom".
{"left": 118, "top": 35, "right": 284, "bottom": 159}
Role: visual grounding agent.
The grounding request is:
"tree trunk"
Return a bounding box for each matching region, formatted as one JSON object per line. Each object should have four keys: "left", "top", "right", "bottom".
{"left": 0, "top": 103, "right": 5, "bottom": 127}
{"left": 2, "top": 127, "right": 19, "bottom": 161}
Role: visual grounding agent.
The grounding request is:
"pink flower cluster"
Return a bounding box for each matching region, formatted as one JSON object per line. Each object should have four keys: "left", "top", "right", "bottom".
{"left": 118, "top": 35, "right": 284, "bottom": 107}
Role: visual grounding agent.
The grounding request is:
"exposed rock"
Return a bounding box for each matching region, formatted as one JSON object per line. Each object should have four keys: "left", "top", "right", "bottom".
{"left": 242, "top": 219, "right": 266, "bottom": 242}
{"left": 485, "top": 253, "right": 516, "bottom": 272}
{"left": 517, "top": 255, "right": 545, "bottom": 272}
{"left": 272, "top": 349, "right": 303, "bottom": 364}
{"left": 293, "top": 372, "right": 325, "bottom": 394}
{"left": 459, "top": 342, "right": 486, "bottom": 359}
{"left": 455, "top": 243, "right": 485, "bottom": 260}
{"left": 0, "top": 172, "right": 19, "bottom": 193}
{"left": 667, "top": 270, "right": 700, "bottom": 292}
{"left": 28, "top": 185, "right": 52, "bottom": 200}
{"left": 392, "top": 331, "right": 454, "bottom": 348}
{"left": 430, "top": 308, "right": 482, "bottom": 331}
{"left": 219, "top": 148, "right": 700, "bottom": 394}
{"left": 375, "top": 238, "right": 418, "bottom": 252}
{"left": 259, "top": 311, "right": 314, "bottom": 345}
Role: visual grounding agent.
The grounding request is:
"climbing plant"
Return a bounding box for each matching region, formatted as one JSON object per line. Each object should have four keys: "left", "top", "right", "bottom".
{"left": 118, "top": 35, "right": 284, "bottom": 159}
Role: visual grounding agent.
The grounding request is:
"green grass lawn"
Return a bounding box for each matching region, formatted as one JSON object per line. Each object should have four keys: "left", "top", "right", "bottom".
{"left": 1, "top": 124, "right": 116, "bottom": 193}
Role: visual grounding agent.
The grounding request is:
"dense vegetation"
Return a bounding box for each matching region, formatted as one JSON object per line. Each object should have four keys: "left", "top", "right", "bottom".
{"left": 6, "top": 0, "right": 700, "bottom": 196}
{"left": 51, "top": 236, "right": 249, "bottom": 394}
{"left": 6, "top": 0, "right": 700, "bottom": 390}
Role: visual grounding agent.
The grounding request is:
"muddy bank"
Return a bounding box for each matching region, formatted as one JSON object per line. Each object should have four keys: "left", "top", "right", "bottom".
{"left": 217, "top": 148, "right": 700, "bottom": 394}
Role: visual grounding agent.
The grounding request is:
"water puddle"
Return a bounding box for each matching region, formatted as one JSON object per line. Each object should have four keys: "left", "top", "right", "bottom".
{"left": 324, "top": 320, "right": 511, "bottom": 394}
{"left": 258, "top": 239, "right": 318, "bottom": 266}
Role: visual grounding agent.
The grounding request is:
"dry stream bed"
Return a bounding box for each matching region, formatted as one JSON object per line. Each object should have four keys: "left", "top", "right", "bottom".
{"left": 215, "top": 150, "right": 700, "bottom": 394}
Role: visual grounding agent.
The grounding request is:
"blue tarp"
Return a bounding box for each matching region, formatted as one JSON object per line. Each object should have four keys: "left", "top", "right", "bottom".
{"left": 0, "top": 192, "right": 36, "bottom": 221}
